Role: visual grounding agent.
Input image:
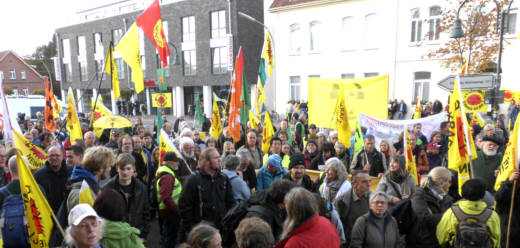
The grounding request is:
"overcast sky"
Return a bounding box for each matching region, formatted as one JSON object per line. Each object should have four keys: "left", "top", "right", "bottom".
{"left": 0, "top": 0, "right": 114, "bottom": 57}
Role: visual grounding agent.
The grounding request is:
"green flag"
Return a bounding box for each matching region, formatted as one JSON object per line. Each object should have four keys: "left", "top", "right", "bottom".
{"left": 157, "top": 69, "right": 167, "bottom": 91}
{"left": 156, "top": 111, "right": 163, "bottom": 144}
{"left": 354, "top": 121, "right": 364, "bottom": 156}
{"left": 195, "top": 92, "right": 204, "bottom": 125}
{"left": 240, "top": 74, "right": 250, "bottom": 125}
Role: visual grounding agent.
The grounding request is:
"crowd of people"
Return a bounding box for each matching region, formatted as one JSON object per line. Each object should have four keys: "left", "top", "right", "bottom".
{"left": 0, "top": 98, "right": 518, "bottom": 248}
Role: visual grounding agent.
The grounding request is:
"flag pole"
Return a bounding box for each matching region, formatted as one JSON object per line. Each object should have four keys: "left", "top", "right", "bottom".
{"left": 50, "top": 209, "right": 66, "bottom": 240}
{"left": 90, "top": 43, "right": 110, "bottom": 130}
{"left": 506, "top": 179, "right": 518, "bottom": 248}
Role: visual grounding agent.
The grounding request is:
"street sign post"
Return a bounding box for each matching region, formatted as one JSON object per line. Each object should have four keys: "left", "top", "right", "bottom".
{"left": 438, "top": 74, "right": 496, "bottom": 92}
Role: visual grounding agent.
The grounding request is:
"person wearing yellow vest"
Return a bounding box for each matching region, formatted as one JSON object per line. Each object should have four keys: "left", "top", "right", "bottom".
{"left": 156, "top": 152, "right": 183, "bottom": 247}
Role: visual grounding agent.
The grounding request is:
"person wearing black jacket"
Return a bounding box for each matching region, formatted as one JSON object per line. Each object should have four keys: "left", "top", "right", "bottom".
{"left": 350, "top": 135, "right": 387, "bottom": 178}
{"left": 115, "top": 135, "right": 147, "bottom": 182}
{"left": 283, "top": 153, "right": 316, "bottom": 192}
{"left": 236, "top": 149, "right": 258, "bottom": 190}
{"left": 178, "top": 147, "right": 235, "bottom": 242}
{"left": 310, "top": 142, "right": 336, "bottom": 171}
{"left": 495, "top": 169, "right": 520, "bottom": 248}
{"left": 102, "top": 153, "right": 151, "bottom": 240}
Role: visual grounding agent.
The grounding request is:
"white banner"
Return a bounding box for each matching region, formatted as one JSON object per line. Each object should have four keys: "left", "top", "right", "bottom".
{"left": 358, "top": 112, "right": 447, "bottom": 147}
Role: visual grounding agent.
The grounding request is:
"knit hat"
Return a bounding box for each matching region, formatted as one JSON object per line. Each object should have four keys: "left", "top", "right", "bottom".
{"left": 93, "top": 188, "right": 127, "bottom": 222}
{"left": 267, "top": 154, "right": 283, "bottom": 170}
{"left": 306, "top": 139, "right": 318, "bottom": 147}
{"left": 289, "top": 153, "right": 306, "bottom": 169}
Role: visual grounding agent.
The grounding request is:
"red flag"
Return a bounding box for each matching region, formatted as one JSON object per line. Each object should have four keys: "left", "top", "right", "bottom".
{"left": 44, "top": 77, "right": 56, "bottom": 132}
{"left": 136, "top": 0, "right": 170, "bottom": 67}
{"left": 229, "top": 47, "right": 244, "bottom": 143}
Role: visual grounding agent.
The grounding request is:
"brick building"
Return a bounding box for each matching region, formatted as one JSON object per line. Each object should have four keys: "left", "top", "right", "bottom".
{"left": 0, "top": 50, "right": 45, "bottom": 95}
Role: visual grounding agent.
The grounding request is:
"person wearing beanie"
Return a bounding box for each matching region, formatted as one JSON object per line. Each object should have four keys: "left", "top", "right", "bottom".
{"left": 283, "top": 153, "right": 316, "bottom": 192}
{"left": 93, "top": 188, "right": 145, "bottom": 248}
{"left": 256, "top": 154, "right": 288, "bottom": 191}
{"left": 303, "top": 139, "right": 320, "bottom": 168}
{"left": 436, "top": 179, "right": 501, "bottom": 248}
{"left": 309, "top": 141, "right": 336, "bottom": 171}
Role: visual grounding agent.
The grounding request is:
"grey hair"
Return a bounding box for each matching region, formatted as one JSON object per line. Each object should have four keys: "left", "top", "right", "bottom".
{"left": 223, "top": 155, "right": 240, "bottom": 170}
{"left": 236, "top": 149, "right": 252, "bottom": 162}
{"left": 369, "top": 191, "right": 388, "bottom": 203}
{"left": 8, "top": 156, "right": 18, "bottom": 177}
{"left": 179, "top": 137, "right": 194, "bottom": 148}
{"left": 329, "top": 130, "right": 338, "bottom": 136}
{"left": 483, "top": 124, "right": 495, "bottom": 132}
{"left": 421, "top": 166, "right": 452, "bottom": 189}
{"left": 325, "top": 157, "right": 348, "bottom": 182}
{"left": 64, "top": 218, "right": 105, "bottom": 246}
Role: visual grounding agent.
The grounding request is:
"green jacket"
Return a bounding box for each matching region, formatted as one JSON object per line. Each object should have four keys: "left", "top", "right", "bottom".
{"left": 100, "top": 220, "right": 145, "bottom": 248}
{"left": 436, "top": 200, "right": 501, "bottom": 248}
{"left": 472, "top": 151, "right": 503, "bottom": 192}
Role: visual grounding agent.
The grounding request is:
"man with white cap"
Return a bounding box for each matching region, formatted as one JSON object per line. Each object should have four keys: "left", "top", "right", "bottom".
{"left": 65, "top": 204, "right": 105, "bottom": 248}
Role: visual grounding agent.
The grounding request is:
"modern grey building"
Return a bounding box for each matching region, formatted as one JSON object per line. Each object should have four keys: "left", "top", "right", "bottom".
{"left": 55, "top": 0, "right": 264, "bottom": 118}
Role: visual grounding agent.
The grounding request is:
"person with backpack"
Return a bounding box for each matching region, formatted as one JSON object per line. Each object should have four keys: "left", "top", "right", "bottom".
{"left": 408, "top": 167, "right": 453, "bottom": 248}
{"left": 102, "top": 153, "right": 150, "bottom": 242}
{"left": 0, "top": 156, "right": 45, "bottom": 247}
{"left": 350, "top": 191, "right": 400, "bottom": 248}
{"left": 221, "top": 155, "right": 251, "bottom": 202}
{"left": 376, "top": 155, "right": 416, "bottom": 208}
{"left": 178, "top": 147, "right": 235, "bottom": 242}
{"left": 436, "top": 178, "right": 501, "bottom": 248}
{"left": 154, "top": 152, "right": 183, "bottom": 248}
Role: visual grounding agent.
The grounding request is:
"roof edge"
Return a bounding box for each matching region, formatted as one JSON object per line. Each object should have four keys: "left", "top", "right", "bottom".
{"left": 269, "top": 0, "right": 347, "bottom": 13}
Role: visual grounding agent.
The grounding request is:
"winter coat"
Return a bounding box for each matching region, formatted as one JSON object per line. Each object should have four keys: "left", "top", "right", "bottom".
{"left": 222, "top": 169, "right": 251, "bottom": 202}
{"left": 256, "top": 163, "right": 288, "bottom": 191}
{"left": 102, "top": 175, "right": 151, "bottom": 239}
{"left": 283, "top": 173, "right": 316, "bottom": 192}
{"left": 178, "top": 167, "right": 235, "bottom": 236}
{"left": 436, "top": 200, "right": 501, "bottom": 248}
{"left": 34, "top": 160, "right": 72, "bottom": 213}
{"left": 274, "top": 214, "right": 340, "bottom": 248}
{"left": 408, "top": 186, "right": 453, "bottom": 248}
{"left": 100, "top": 220, "right": 145, "bottom": 248}
{"left": 375, "top": 173, "right": 416, "bottom": 207}
{"left": 66, "top": 166, "right": 100, "bottom": 213}
{"left": 350, "top": 211, "right": 400, "bottom": 248}
{"left": 495, "top": 179, "right": 520, "bottom": 247}
{"left": 350, "top": 149, "right": 387, "bottom": 177}
{"left": 472, "top": 150, "right": 503, "bottom": 192}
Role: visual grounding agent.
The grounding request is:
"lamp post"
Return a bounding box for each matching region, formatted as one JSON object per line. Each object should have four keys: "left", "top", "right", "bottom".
{"left": 237, "top": 11, "right": 277, "bottom": 111}
{"left": 168, "top": 42, "right": 181, "bottom": 66}
{"left": 449, "top": 0, "right": 514, "bottom": 120}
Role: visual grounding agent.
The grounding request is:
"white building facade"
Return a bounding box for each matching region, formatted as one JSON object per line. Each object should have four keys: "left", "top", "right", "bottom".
{"left": 265, "top": 0, "right": 519, "bottom": 116}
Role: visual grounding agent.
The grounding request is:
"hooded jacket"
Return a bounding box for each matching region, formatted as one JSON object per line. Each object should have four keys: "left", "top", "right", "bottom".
{"left": 66, "top": 166, "right": 100, "bottom": 213}
{"left": 100, "top": 220, "right": 145, "bottom": 248}
{"left": 436, "top": 200, "right": 501, "bottom": 248}
{"left": 256, "top": 162, "right": 288, "bottom": 191}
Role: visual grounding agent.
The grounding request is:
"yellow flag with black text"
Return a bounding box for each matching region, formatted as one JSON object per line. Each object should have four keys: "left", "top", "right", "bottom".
{"left": 16, "top": 150, "right": 54, "bottom": 247}
{"left": 262, "top": 112, "right": 274, "bottom": 154}
{"left": 210, "top": 98, "right": 223, "bottom": 141}
{"left": 115, "top": 22, "right": 143, "bottom": 94}
{"left": 404, "top": 127, "right": 419, "bottom": 185}
{"left": 67, "top": 88, "right": 83, "bottom": 143}
{"left": 104, "top": 43, "right": 120, "bottom": 100}
{"left": 495, "top": 113, "right": 520, "bottom": 191}
{"left": 159, "top": 129, "right": 184, "bottom": 165}
{"left": 249, "top": 110, "right": 260, "bottom": 130}
{"left": 13, "top": 130, "right": 47, "bottom": 170}
{"left": 332, "top": 88, "right": 351, "bottom": 148}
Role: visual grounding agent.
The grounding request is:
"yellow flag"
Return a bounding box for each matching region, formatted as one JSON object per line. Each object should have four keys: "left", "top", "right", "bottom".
{"left": 104, "top": 43, "right": 120, "bottom": 100}
{"left": 261, "top": 31, "right": 274, "bottom": 76}
{"left": 91, "top": 97, "right": 113, "bottom": 138}
{"left": 331, "top": 88, "right": 351, "bottom": 148}
{"left": 413, "top": 96, "right": 421, "bottom": 119}
{"left": 404, "top": 127, "right": 419, "bottom": 185}
{"left": 115, "top": 22, "right": 143, "bottom": 94}
{"left": 13, "top": 130, "right": 47, "bottom": 170}
{"left": 16, "top": 150, "right": 54, "bottom": 247}
{"left": 495, "top": 113, "right": 520, "bottom": 191}
{"left": 257, "top": 81, "right": 266, "bottom": 104}
{"left": 79, "top": 180, "right": 95, "bottom": 206}
{"left": 249, "top": 110, "right": 260, "bottom": 130}
{"left": 66, "top": 88, "right": 83, "bottom": 143}
{"left": 262, "top": 112, "right": 274, "bottom": 154}
{"left": 159, "top": 129, "right": 184, "bottom": 165}
{"left": 152, "top": 93, "right": 172, "bottom": 108}
{"left": 470, "top": 112, "right": 485, "bottom": 127}
{"left": 210, "top": 98, "right": 223, "bottom": 141}
{"left": 51, "top": 94, "right": 62, "bottom": 117}
{"left": 448, "top": 76, "right": 478, "bottom": 195}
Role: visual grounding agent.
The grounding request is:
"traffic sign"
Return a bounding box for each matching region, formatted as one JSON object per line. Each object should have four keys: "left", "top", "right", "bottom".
{"left": 438, "top": 74, "right": 496, "bottom": 92}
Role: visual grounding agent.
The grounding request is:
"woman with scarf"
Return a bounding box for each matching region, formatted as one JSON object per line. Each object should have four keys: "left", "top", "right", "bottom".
{"left": 408, "top": 167, "right": 453, "bottom": 248}
{"left": 318, "top": 157, "right": 351, "bottom": 203}
{"left": 379, "top": 140, "right": 395, "bottom": 168}
{"left": 376, "top": 155, "right": 416, "bottom": 207}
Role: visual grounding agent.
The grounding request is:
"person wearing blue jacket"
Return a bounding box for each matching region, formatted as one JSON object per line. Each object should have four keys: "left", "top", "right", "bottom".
{"left": 257, "top": 154, "right": 288, "bottom": 191}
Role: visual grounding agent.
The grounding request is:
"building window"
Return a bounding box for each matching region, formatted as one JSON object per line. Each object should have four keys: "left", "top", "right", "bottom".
{"left": 364, "top": 72, "right": 379, "bottom": 77}
{"left": 182, "top": 16, "right": 196, "bottom": 42}
{"left": 211, "top": 10, "right": 227, "bottom": 38}
{"left": 21, "top": 71, "right": 26, "bottom": 80}
{"left": 341, "top": 73, "right": 355, "bottom": 78}
{"left": 289, "top": 23, "right": 303, "bottom": 53}
{"left": 23, "top": 88, "right": 29, "bottom": 96}
{"left": 77, "top": 36, "right": 86, "bottom": 56}
{"left": 413, "top": 71, "right": 431, "bottom": 101}
{"left": 13, "top": 88, "right": 18, "bottom": 96}
{"left": 183, "top": 50, "right": 196, "bottom": 76}
{"left": 289, "top": 76, "right": 301, "bottom": 101}
{"left": 112, "top": 29, "right": 123, "bottom": 44}
{"left": 115, "top": 58, "right": 125, "bottom": 79}
{"left": 62, "top": 39, "right": 71, "bottom": 60}
{"left": 212, "top": 47, "right": 227, "bottom": 74}
{"left": 342, "top": 17, "right": 356, "bottom": 50}
{"left": 506, "top": 3, "right": 518, "bottom": 34}
{"left": 94, "top": 32, "right": 103, "bottom": 54}
{"left": 309, "top": 21, "right": 322, "bottom": 51}
{"left": 95, "top": 60, "right": 103, "bottom": 80}
{"left": 63, "top": 64, "right": 71, "bottom": 82}
{"left": 428, "top": 6, "right": 441, "bottom": 40}
{"left": 9, "top": 69, "right": 15, "bottom": 79}
{"left": 364, "top": 13, "right": 379, "bottom": 49}
{"left": 79, "top": 63, "right": 88, "bottom": 81}
{"left": 411, "top": 8, "right": 422, "bottom": 42}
